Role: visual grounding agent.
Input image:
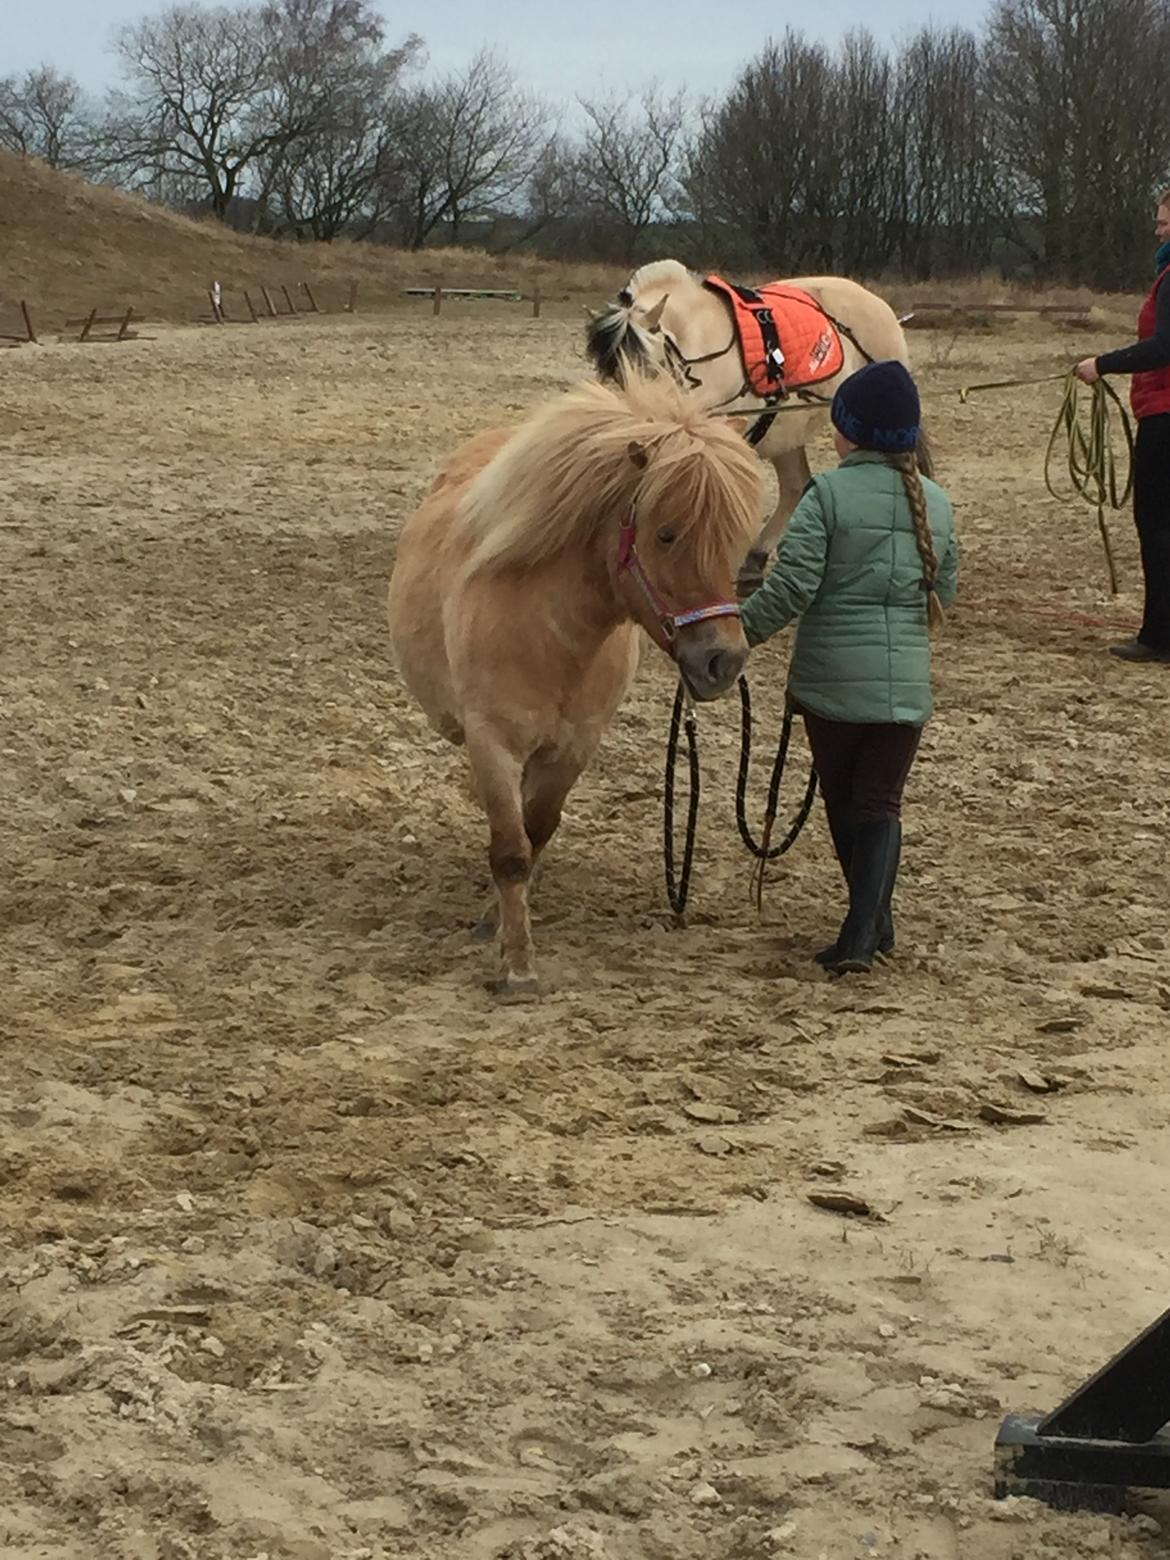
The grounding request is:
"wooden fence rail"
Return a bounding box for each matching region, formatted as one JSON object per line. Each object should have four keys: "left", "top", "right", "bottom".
{"left": 405, "top": 285, "right": 542, "bottom": 318}
{"left": 63, "top": 306, "right": 139, "bottom": 343}
{"left": 0, "top": 300, "right": 36, "bottom": 347}
{"left": 901, "top": 299, "right": 1093, "bottom": 328}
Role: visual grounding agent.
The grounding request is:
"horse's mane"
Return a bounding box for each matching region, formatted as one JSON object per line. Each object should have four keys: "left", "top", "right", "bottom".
{"left": 584, "top": 303, "right": 650, "bottom": 383}
{"left": 584, "top": 258, "right": 699, "bottom": 383}
{"left": 623, "top": 258, "right": 695, "bottom": 295}
{"left": 461, "top": 376, "right": 761, "bottom": 578}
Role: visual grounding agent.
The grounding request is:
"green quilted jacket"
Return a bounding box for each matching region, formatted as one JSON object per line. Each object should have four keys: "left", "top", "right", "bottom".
{"left": 739, "top": 451, "right": 959, "bottom": 725}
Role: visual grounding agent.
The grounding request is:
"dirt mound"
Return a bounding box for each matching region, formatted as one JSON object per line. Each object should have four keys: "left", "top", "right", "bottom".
{"left": 0, "top": 150, "right": 625, "bottom": 328}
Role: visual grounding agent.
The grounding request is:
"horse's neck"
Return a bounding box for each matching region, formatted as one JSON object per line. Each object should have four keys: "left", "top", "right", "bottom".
{"left": 667, "top": 283, "right": 729, "bottom": 353}
{"left": 667, "top": 288, "right": 743, "bottom": 405}
{"left": 538, "top": 537, "right": 628, "bottom": 658}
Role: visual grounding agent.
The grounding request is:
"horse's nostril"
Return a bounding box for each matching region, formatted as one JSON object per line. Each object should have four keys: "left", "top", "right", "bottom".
{"left": 681, "top": 644, "right": 745, "bottom": 700}
{"left": 705, "top": 648, "right": 742, "bottom": 686}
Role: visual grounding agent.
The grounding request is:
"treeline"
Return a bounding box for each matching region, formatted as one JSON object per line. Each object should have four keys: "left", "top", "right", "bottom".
{"left": 3, "top": 0, "right": 1169, "bottom": 287}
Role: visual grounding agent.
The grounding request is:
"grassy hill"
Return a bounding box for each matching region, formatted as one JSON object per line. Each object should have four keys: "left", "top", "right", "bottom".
{"left": 0, "top": 150, "right": 1135, "bottom": 338}
{"left": 0, "top": 152, "right": 627, "bottom": 330}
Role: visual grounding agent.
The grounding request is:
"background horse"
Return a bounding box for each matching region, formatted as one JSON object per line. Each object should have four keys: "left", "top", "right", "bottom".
{"left": 388, "top": 376, "right": 762, "bottom": 1000}
{"left": 585, "top": 259, "right": 931, "bottom": 589}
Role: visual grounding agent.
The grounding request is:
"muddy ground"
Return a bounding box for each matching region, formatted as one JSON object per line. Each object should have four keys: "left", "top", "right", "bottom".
{"left": 2, "top": 302, "right": 1169, "bottom": 1560}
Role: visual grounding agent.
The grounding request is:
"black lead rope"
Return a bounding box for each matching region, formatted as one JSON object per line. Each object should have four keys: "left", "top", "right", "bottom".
{"left": 663, "top": 675, "right": 817, "bottom": 920}
{"left": 663, "top": 681, "right": 700, "bottom": 919}
{"left": 734, "top": 676, "right": 818, "bottom": 910}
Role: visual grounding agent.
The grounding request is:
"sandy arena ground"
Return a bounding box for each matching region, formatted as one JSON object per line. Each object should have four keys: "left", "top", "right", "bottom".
{"left": 2, "top": 302, "right": 1170, "bottom": 1560}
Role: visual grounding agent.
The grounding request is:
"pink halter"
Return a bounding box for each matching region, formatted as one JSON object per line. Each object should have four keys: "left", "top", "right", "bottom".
{"left": 615, "top": 505, "right": 742, "bottom": 655}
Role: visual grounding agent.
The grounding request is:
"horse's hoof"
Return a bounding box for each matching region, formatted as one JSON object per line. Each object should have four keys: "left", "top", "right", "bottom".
{"left": 487, "top": 974, "right": 541, "bottom": 1003}
{"left": 471, "top": 916, "right": 498, "bottom": 943}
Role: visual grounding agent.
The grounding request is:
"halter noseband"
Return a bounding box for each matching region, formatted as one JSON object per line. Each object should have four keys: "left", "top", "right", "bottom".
{"left": 615, "top": 502, "right": 741, "bottom": 656}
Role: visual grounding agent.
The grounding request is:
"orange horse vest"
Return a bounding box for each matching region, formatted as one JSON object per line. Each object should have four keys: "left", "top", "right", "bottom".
{"left": 703, "top": 274, "right": 846, "bottom": 397}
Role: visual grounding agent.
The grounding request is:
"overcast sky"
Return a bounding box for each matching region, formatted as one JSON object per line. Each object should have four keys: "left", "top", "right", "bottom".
{"left": 8, "top": 0, "right": 987, "bottom": 104}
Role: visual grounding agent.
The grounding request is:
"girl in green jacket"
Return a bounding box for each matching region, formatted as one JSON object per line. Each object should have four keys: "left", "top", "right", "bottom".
{"left": 739, "top": 360, "right": 959, "bottom": 975}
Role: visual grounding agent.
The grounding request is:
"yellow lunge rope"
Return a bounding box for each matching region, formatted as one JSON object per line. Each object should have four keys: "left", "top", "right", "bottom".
{"left": 958, "top": 371, "right": 1134, "bottom": 596}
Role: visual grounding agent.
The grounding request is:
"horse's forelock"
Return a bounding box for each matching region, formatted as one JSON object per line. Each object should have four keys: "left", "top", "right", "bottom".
{"left": 460, "top": 378, "right": 759, "bottom": 581}
{"left": 638, "top": 422, "right": 762, "bottom": 572}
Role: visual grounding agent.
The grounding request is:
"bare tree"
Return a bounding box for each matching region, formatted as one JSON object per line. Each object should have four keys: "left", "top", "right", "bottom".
{"left": 379, "top": 51, "right": 551, "bottom": 249}
{"left": 831, "top": 31, "right": 895, "bottom": 274}
{"left": 29, "top": 0, "right": 1168, "bottom": 286}
{"left": 377, "top": 85, "right": 451, "bottom": 249}
{"left": 437, "top": 50, "right": 552, "bottom": 243}
{"left": 0, "top": 66, "right": 92, "bottom": 168}
{"left": 106, "top": 4, "right": 281, "bottom": 219}
{"left": 485, "top": 133, "right": 589, "bottom": 253}
{"left": 575, "top": 87, "right": 690, "bottom": 264}
{"left": 684, "top": 33, "right": 842, "bottom": 272}
{"left": 986, "top": 0, "right": 1170, "bottom": 284}
{"left": 682, "top": 25, "right": 1002, "bottom": 277}
{"left": 890, "top": 27, "right": 995, "bottom": 277}
{"left": 270, "top": 91, "right": 401, "bottom": 240}
{"left": 251, "top": 0, "right": 421, "bottom": 234}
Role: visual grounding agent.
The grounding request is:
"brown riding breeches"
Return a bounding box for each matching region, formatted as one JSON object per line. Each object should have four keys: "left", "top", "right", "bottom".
{"left": 799, "top": 709, "right": 923, "bottom": 824}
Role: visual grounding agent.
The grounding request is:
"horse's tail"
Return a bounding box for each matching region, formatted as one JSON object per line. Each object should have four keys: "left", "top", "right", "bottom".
{"left": 916, "top": 421, "right": 936, "bottom": 481}
{"left": 584, "top": 303, "right": 650, "bottom": 385}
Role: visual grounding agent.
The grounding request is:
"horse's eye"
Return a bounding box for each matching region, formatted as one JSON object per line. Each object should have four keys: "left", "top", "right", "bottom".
{"left": 657, "top": 526, "right": 677, "bottom": 546}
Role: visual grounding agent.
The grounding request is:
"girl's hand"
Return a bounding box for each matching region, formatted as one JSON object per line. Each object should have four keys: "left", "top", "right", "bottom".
{"left": 1074, "top": 357, "right": 1101, "bottom": 384}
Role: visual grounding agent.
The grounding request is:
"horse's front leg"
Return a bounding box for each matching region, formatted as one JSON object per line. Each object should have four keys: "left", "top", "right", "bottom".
{"left": 470, "top": 751, "right": 576, "bottom": 945}
{"left": 737, "top": 445, "right": 813, "bottom": 598}
{"left": 471, "top": 857, "right": 545, "bottom": 942}
{"left": 466, "top": 724, "right": 540, "bottom": 1000}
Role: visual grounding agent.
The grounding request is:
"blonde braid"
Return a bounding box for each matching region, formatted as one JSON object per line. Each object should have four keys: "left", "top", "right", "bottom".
{"left": 889, "top": 450, "right": 944, "bottom": 631}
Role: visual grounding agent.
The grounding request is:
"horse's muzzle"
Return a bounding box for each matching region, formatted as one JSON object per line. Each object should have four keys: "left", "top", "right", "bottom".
{"left": 677, "top": 640, "right": 748, "bottom": 701}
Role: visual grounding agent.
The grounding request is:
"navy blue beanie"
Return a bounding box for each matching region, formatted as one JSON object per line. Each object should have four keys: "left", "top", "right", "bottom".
{"left": 830, "top": 360, "right": 920, "bottom": 453}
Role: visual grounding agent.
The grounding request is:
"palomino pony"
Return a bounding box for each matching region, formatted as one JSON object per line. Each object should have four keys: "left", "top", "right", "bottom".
{"left": 388, "top": 376, "right": 763, "bottom": 999}
{"left": 586, "top": 259, "right": 931, "bottom": 589}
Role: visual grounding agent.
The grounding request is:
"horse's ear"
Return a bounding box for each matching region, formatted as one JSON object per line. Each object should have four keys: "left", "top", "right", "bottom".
{"left": 627, "top": 441, "right": 649, "bottom": 469}
{"left": 642, "top": 294, "right": 669, "bottom": 330}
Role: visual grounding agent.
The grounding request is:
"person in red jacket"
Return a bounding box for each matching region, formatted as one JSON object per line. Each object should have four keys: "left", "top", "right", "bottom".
{"left": 1075, "top": 191, "right": 1170, "bottom": 663}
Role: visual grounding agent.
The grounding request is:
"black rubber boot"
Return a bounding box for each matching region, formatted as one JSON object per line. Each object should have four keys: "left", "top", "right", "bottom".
{"left": 813, "top": 807, "right": 853, "bottom": 966}
{"left": 815, "top": 910, "right": 895, "bottom": 965}
{"left": 826, "top": 818, "right": 902, "bottom": 975}
{"left": 813, "top": 811, "right": 896, "bottom": 965}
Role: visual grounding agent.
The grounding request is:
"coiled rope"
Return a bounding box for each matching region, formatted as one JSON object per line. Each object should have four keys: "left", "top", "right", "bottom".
{"left": 959, "top": 370, "right": 1134, "bottom": 595}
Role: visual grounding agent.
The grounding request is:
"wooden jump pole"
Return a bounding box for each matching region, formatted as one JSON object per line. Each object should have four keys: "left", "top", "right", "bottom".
{"left": 65, "top": 306, "right": 142, "bottom": 342}
{"left": 281, "top": 284, "right": 299, "bottom": 315}
{"left": 261, "top": 286, "right": 279, "bottom": 318}
{"left": 433, "top": 285, "right": 443, "bottom": 316}
{"left": 21, "top": 301, "right": 37, "bottom": 343}
{"left": 532, "top": 286, "right": 541, "bottom": 319}
{"left": 346, "top": 280, "right": 357, "bottom": 313}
